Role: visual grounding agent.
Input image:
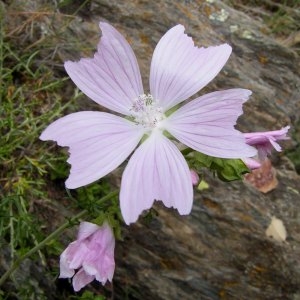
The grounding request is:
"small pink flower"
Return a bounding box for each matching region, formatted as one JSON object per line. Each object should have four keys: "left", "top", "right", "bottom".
{"left": 41, "top": 23, "right": 256, "bottom": 224}
{"left": 244, "top": 126, "right": 290, "bottom": 160}
{"left": 190, "top": 169, "right": 200, "bottom": 186}
{"left": 242, "top": 157, "right": 262, "bottom": 170}
{"left": 59, "top": 222, "right": 115, "bottom": 292}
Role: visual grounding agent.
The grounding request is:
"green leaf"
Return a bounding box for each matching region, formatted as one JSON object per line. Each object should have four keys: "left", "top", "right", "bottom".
{"left": 188, "top": 151, "right": 250, "bottom": 182}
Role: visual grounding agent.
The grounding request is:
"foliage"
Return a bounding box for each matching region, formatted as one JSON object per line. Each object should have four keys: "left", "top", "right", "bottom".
{"left": 71, "top": 291, "right": 106, "bottom": 300}
{"left": 186, "top": 151, "right": 250, "bottom": 182}
{"left": 0, "top": 20, "right": 71, "bottom": 255}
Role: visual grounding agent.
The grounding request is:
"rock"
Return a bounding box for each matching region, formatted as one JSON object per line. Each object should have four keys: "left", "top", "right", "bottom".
{"left": 114, "top": 164, "right": 300, "bottom": 299}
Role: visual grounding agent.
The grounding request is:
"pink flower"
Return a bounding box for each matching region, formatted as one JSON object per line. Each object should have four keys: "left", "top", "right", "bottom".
{"left": 242, "top": 157, "right": 262, "bottom": 170}
{"left": 244, "top": 126, "right": 290, "bottom": 160}
{"left": 190, "top": 169, "right": 200, "bottom": 186}
{"left": 59, "top": 222, "right": 115, "bottom": 292}
{"left": 40, "top": 23, "right": 256, "bottom": 224}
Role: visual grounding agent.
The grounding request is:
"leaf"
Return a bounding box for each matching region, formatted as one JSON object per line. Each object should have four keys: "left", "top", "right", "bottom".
{"left": 266, "top": 216, "right": 287, "bottom": 242}
{"left": 187, "top": 151, "right": 250, "bottom": 182}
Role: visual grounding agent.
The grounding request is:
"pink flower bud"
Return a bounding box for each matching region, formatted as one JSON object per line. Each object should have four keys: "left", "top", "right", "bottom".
{"left": 242, "top": 157, "right": 261, "bottom": 170}
{"left": 190, "top": 169, "right": 199, "bottom": 186}
{"left": 59, "top": 221, "right": 115, "bottom": 292}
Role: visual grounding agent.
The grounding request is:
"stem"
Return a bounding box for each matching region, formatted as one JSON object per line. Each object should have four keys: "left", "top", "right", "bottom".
{"left": 0, "top": 190, "right": 119, "bottom": 287}
{"left": 9, "top": 201, "right": 15, "bottom": 263}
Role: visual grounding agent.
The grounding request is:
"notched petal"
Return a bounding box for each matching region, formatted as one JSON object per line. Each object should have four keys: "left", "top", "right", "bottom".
{"left": 150, "top": 24, "right": 232, "bottom": 111}
{"left": 65, "top": 22, "right": 143, "bottom": 115}
{"left": 40, "top": 111, "right": 144, "bottom": 188}
{"left": 120, "top": 131, "right": 193, "bottom": 225}
{"left": 165, "top": 89, "right": 256, "bottom": 158}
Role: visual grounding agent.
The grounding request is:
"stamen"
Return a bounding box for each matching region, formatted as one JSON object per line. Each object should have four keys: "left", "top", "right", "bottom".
{"left": 130, "top": 94, "right": 165, "bottom": 129}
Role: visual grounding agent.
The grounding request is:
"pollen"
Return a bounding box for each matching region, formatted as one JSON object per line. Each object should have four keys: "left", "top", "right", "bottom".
{"left": 131, "top": 94, "right": 165, "bottom": 129}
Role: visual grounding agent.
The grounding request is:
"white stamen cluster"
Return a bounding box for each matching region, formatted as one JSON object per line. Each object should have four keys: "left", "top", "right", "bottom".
{"left": 131, "top": 94, "right": 165, "bottom": 129}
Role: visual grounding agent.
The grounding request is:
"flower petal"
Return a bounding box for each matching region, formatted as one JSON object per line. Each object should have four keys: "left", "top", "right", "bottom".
{"left": 40, "top": 111, "right": 144, "bottom": 188}
{"left": 59, "top": 244, "right": 76, "bottom": 278}
{"left": 164, "top": 89, "right": 257, "bottom": 158}
{"left": 77, "top": 222, "right": 100, "bottom": 241}
{"left": 68, "top": 242, "right": 90, "bottom": 270}
{"left": 268, "top": 138, "right": 282, "bottom": 151}
{"left": 242, "top": 158, "right": 261, "bottom": 170}
{"left": 91, "top": 223, "right": 115, "bottom": 251}
{"left": 120, "top": 131, "right": 193, "bottom": 225}
{"left": 72, "top": 268, "right": 94, "bottom": 292}
{"left": 244, "top": 126, "right": 290, "bottom": 144}
{"left": 244, "top": 126, "right": 290, "bottom": 157}
{"left": 149, "top": 24, "right": 232, "bottom": 111}
{"left": 96, "top": 253, "right": 115, "bottom": 283}
{"left": 65, "top": 22, "right": 143, "bottom": 115}
{"left": 82, "top": 223, "right": 115, "bottom": 284}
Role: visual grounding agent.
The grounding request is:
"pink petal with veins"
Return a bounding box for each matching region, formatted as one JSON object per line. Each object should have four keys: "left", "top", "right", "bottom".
{"left": 40, "top": 111, "right": 144, "bottom": 188}
{"left": 65, "top": 22, "right": 143, "bottom": 115}
{"left": 150, "top": 24, "right": 232, "bottom": 111}
{"left": 120, "top": 131, "right": 193, "bottom": 224}
{"left": 165, "top": 89, "right": 256, "bottom": 158}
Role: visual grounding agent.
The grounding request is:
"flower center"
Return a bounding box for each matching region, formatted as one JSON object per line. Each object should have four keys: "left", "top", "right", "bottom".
{"left": 130, "top": 94, "right": 165, "bottom": 129}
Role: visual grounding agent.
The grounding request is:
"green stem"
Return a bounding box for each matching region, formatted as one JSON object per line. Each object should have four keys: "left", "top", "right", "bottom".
{"left": 0, "top": 190, "right": 119, "bottom": 287}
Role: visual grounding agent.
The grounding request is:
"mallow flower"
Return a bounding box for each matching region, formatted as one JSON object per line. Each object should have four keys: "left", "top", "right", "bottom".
{"left": 40, "top": 22, "right": 256, "bottom": 224}
{"left": 59, "top": 221, "right": 115, "bottom": 292}
{"left": 244, "top": 126, "right": 290, "bottom": 160}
